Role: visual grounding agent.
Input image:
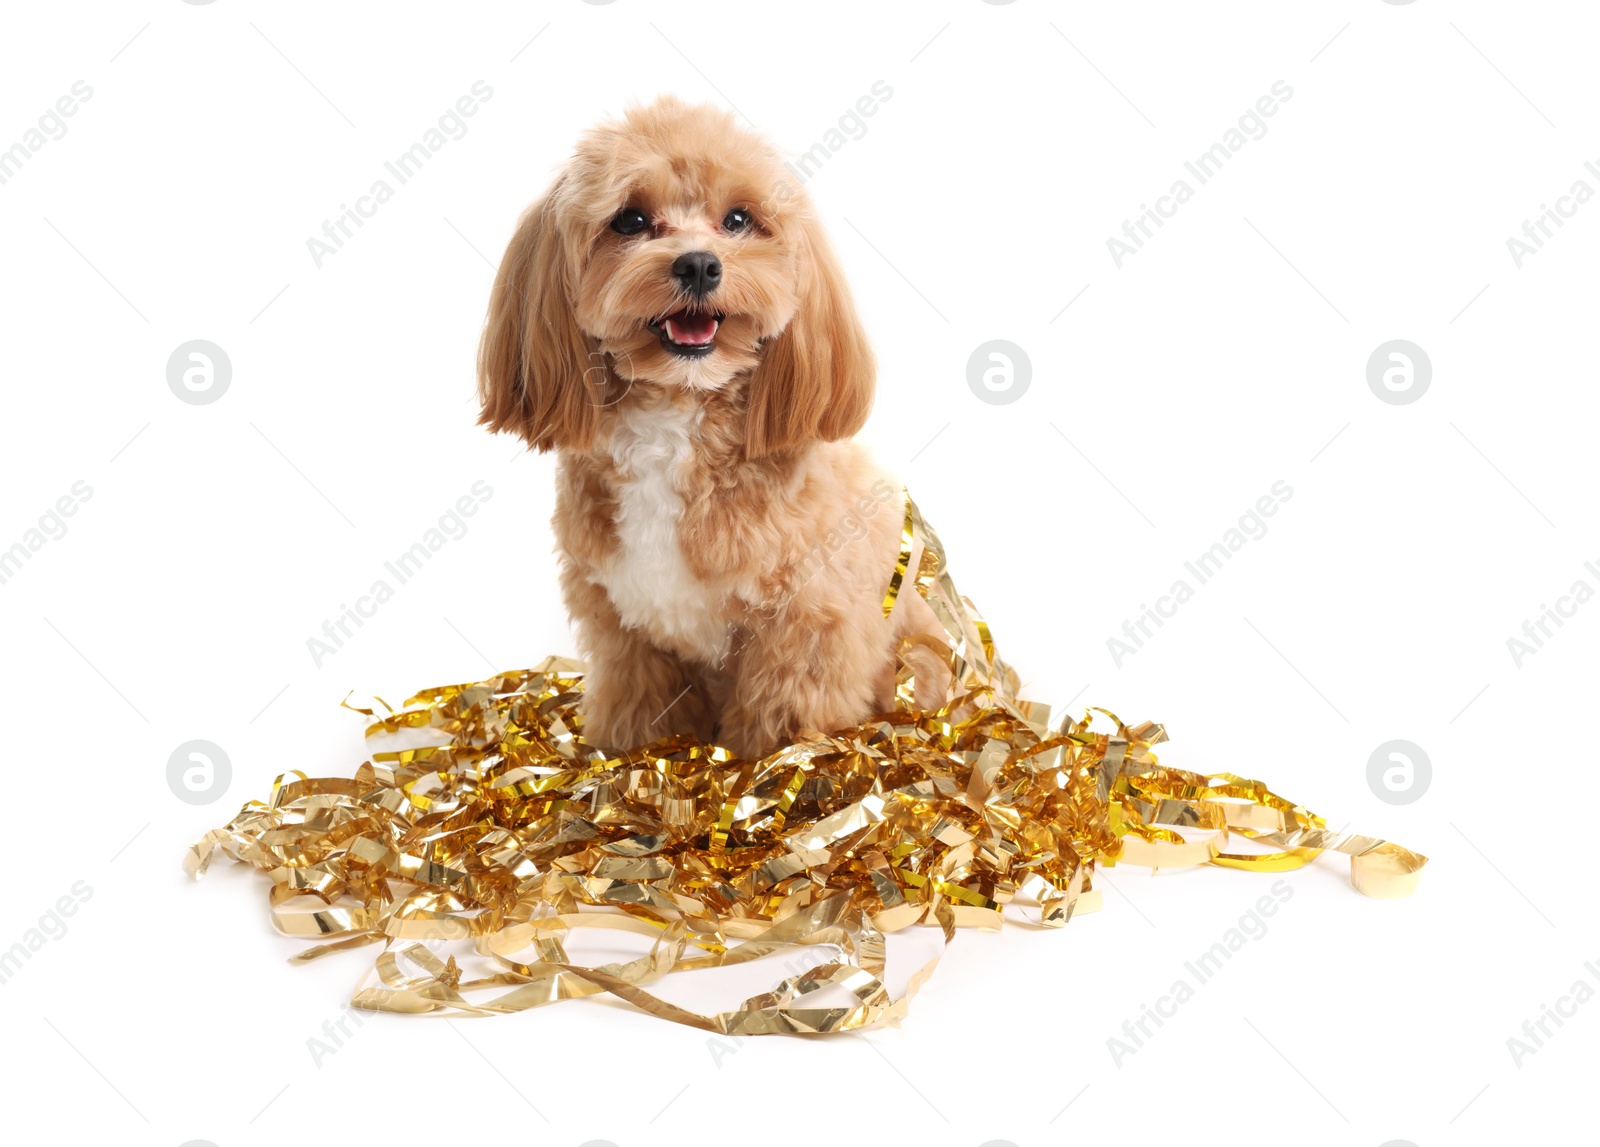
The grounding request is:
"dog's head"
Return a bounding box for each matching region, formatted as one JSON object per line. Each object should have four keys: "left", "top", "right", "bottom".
{"left": 478, "top": 96, "right": 874, "bottom": 456}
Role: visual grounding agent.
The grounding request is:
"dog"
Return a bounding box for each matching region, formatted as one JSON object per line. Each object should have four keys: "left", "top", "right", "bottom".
{"left": 477, "top": 96, "right": 951, "bottom": 759}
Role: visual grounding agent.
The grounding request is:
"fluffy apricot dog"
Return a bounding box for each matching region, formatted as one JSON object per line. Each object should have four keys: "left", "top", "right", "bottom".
{"left": 478, "top": 96, "right": 945, "bottom": 758}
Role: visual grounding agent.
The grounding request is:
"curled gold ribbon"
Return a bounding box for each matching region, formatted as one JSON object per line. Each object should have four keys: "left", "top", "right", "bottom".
{"left": 188, "top": 495, "right": 1426, "bottom": 1032}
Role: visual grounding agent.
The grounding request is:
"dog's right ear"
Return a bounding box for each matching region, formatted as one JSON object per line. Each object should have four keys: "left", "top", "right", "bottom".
{"left": 477, "top": 185, "right": 600, "bottom": 452}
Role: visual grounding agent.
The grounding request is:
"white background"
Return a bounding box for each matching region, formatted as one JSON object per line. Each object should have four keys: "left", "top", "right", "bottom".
{"left": 0, "top": 2, "right": 1594, "bottom": 1144}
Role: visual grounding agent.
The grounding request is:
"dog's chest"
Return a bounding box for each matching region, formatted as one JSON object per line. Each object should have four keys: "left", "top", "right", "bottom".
{"left": 592, "top": 401, "right": 729, "bottom": 663}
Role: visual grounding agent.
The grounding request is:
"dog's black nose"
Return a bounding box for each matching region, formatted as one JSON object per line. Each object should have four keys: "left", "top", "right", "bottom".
{"left": 672, "top": 250, "right": 722, "bottom": 296}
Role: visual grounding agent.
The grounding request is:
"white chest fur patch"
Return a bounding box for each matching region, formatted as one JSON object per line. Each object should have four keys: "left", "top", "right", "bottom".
{"left": 593, "top": 395, "right": 730, "bottom": 664}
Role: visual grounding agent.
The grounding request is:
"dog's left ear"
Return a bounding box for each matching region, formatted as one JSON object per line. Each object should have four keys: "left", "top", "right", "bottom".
{"left": 743, "top": 218, "right": 875, "bottom": 457}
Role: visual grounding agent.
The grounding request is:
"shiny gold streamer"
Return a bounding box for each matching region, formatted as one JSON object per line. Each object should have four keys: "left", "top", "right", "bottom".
{"left": 188, "top": 495, "right": 1426, "bottom": 1033}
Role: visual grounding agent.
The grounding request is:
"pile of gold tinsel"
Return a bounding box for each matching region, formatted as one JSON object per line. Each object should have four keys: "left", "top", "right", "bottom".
{"left": 187, "top": 498, "right": 1426, "bottom": 1034}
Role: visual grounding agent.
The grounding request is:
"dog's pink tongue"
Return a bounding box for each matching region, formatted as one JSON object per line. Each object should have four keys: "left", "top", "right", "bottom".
{"left": 665, "top": 313, "right": 718, "bottom": 344}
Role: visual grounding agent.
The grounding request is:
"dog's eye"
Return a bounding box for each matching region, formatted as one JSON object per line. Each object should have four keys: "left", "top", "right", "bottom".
{"left": 722, "top": 208, "right": 753, "bottom": 233}
{"left": 611, "top": 208, "right": 650, "bottom": 236}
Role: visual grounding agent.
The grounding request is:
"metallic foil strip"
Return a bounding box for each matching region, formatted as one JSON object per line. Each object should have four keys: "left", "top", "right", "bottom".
{"left": 188, "top": 496, "right": 1426, "bottom": 1032}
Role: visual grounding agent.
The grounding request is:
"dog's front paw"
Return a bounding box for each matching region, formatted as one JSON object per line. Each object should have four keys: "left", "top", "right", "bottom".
{"left": 580, "top": 663, "right": 711, "bottom": 754}
{"left": 714, "top": 701, "right": 798, "bottom": 762}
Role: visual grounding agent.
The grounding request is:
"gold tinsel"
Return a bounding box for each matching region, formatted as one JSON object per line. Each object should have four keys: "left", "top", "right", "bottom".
{"left": 186, "top": 497, "right": 1425, "bottom": 1034}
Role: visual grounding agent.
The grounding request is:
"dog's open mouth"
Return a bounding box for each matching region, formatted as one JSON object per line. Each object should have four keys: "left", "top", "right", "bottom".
{"left": 648, "top": 309, "right": 724, "bottom": 358}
